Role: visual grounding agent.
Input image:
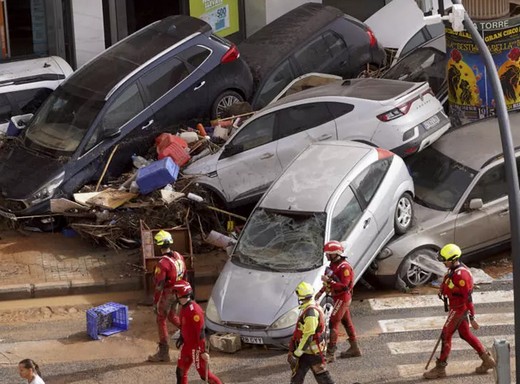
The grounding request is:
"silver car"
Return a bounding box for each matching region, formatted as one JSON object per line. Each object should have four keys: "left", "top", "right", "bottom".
{"left": 184, "top": 77, "right": 449, "bottom": 208}
{"left": 373, "top": 112, "right": 520, "bottom": 289}
{"left": 205, "top": 141, "right": 414, "bottom": 346}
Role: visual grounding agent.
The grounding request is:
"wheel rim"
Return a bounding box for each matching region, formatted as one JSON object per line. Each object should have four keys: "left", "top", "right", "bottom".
{"left": 405, "top": 253, "right": 433, "bottom": 286}
{"left": 396, "top": 196, "right": 412, "bottom": 228}
{"left": 217, "top": 95, "right": 241, "bottom": 117}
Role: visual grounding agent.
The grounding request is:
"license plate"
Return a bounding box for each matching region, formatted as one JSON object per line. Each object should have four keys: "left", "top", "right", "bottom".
{"left": 422, "top": 115, "right": 441, "bottom": 130}
{"left": 241, "top": 336, "right": 264, "bottom": 344}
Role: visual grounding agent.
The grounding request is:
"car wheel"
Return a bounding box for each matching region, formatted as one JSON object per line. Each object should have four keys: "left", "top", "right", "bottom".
{"left": 399, "top": 248, "right": 438, "bottom": 288}
{"left": 211, "top": 90, "right": 244, "bottom": 119}
{"left": 394, "top": 192, "right": 413, "bottom": 235}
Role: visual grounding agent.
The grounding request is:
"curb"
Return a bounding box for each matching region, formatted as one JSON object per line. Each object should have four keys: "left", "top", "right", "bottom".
{"left": 0, "top": 277, "right": 143, "bottom": 301}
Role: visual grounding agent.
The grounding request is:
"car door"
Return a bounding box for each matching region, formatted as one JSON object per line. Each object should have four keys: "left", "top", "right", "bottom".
{"left": 253, "top": 59, "right": 298, "bottom": 109}
{"left": 328, "top": 185, "right": 378, "bottom": 281}
{"left": 275, "top": 102, "right": 337, "bottom": 169}
{"left": 454, "top": 162, "right": 509, "bottom": 252}
{"left": 216, "top": 112, "right": 281, "bottom": 204}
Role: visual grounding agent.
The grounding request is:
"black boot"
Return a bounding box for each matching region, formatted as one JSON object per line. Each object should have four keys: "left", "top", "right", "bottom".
{"left": 148, "top": 342, "right": 170, "bottom": 362}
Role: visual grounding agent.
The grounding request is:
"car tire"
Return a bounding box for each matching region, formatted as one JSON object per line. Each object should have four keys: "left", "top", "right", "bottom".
{"left": 394, "top": 192, "right": 413, "bottom": 235}
{"left": 211, "top": 90, "right": 244, "bottom": 119}
{"left": 399, "top": 248, "right": 438, "bottom": 288}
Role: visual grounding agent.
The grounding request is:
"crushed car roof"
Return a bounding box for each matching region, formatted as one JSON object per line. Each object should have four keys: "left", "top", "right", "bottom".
{"left": 260, "top": 141, "right": 371, "bottom": 212}
{"left": 238, "top": 3, "right": 344, "bottom": 85}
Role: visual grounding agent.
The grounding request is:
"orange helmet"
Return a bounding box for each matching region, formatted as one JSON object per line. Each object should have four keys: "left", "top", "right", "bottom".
{"left": 324, "top": 240, "right": 344, "bottom": 255}
{"left": 173, "top": 280, "right": 193, "bottom": 298}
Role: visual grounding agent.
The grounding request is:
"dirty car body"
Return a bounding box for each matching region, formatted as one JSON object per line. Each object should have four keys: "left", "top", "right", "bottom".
{"left": 373, "top": 112, "right": 520, "bottom": 289}
{"left": 205, "top": 141, "right": 414, "bottom": 346}
{"left": 0, "top": 15, "right": 253, "bottom": 219}
{"left": 185, "top": 78, "right": 449, "bottom": 208}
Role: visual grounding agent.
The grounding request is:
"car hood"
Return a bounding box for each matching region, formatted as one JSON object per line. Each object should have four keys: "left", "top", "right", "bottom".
{"left": 411, "top": 202, "right": 450, "bottom": 231}
{"left": 183, "top": 151, "right": 220, "bottom": 175}
{"left": 0, "top": 144, "right": 64, "bottom": 198}
{"left": 212, "top": 261, "right": 322, "bottom": 326}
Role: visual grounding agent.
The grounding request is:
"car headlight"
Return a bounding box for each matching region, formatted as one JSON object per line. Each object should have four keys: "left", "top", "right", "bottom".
{"left": 29, "top": 171, "right": 65, "bottom": 205}
{"left": 205, "top": 297, "right": 222, "bottom": 324}
{"left": 270, "top": 307, "right": 299, "bottom": 330}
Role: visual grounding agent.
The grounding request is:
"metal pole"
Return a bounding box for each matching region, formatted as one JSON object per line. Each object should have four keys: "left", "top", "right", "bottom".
{"left": 450, "top": 1, "right": 520, "bottom": 381}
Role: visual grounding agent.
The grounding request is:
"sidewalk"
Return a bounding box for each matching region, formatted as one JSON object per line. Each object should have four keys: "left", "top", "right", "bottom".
{"left": 0, "top": 230, "right": 227, "bottom": 301}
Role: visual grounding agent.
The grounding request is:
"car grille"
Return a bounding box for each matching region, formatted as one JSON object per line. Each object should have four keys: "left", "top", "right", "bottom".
{"left": 0, "top": 195, "right": 27, "bottom": 213}
{"left": 222, "top": 322, "right": 268, "bottom": 331}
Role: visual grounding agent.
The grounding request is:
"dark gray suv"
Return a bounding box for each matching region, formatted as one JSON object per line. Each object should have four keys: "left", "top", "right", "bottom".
{"left": 0, "top": 15, "right": 253, "bottom": 219}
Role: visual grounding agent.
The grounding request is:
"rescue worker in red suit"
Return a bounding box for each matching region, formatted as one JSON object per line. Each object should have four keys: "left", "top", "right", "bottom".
{"left": 148, "top": 230, "right": 187, "bottom": 362}
{"left": 424, "top": 243, "right": 496, "bottom": 379}
{"left": 315, "top": 240, "right": 360, "bottom": 363}
{"left": 288, "top": 281, "right": 335, "bottom": 384}
{"left": 172, "top": 280, "right": 223, "bottom": 384}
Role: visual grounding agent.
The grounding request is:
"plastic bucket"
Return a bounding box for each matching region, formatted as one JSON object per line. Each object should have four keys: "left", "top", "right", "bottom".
{"left": 204, "top": 230, "right": 234, "bottom": 248}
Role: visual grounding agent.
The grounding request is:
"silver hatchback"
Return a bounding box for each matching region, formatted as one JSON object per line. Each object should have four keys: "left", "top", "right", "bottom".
{"left": 374, "top": 112, "right": 520, "bottom": 289}
{"left": 205, "top": 141, "right": 414, "bottom": 346}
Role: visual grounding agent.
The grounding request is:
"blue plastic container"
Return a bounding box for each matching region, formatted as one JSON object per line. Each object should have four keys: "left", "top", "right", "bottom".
{"left": 136, "top": 157, "right": 179, "bottom": 194}
{"left": 86, "top": 302, "right": 129, "bottom": 340}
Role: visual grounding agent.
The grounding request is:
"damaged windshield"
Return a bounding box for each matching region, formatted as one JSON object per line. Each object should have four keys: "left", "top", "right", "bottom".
{"left": 234, "top": 208, "right": 326, "bottom": 272}
{"left": 24, "top": 85, "right": 104, "bottom": 156}
{"left": 406, "top": 147, "right": 476, "bottom": 210}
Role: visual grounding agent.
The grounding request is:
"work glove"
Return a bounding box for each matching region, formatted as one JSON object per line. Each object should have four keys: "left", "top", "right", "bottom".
{"left": 201, "top": 352, "right": 210, "bottom": 362}
{"left": 175, "top": 334, "right": 184, "bottom": 349}
{"left": 469, "top": 315, "right": 480, "bottom": 330}
{"left": 287, "top": 352, "right": 298, "bottom": 370}
{"left": 314, "top": 292, "right": 322, "bottom": 301}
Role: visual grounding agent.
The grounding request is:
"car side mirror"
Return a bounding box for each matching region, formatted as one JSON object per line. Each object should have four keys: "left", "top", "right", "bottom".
{"left": 468, "top": 198, "right": 483, "bottom": 210}
{"left": 221, "top": 144, "right": 243, "bottom": 159}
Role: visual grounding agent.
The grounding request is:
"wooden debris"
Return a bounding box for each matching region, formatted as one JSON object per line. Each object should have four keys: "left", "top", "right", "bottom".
{"left": 50, "top": 198, "right": 89, "bottom": 213}
{"left": 85, "top": 188, "right": 138, "bottom": 209}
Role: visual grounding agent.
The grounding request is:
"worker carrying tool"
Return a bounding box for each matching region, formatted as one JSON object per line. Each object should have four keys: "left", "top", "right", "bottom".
{"left": 288, "top": 281, "right": 335, "bottom": 384}
{"left": 173, "top": 280, "right": 223, "bottom": 384}
{"left": 315, "top": 240, "right": 360, "bottom": 362}
{"left": 423, "top": 243, "right": 496, "bottom": 379}
{"left": 148, "top": 230, "right": 187, "bottom": 363}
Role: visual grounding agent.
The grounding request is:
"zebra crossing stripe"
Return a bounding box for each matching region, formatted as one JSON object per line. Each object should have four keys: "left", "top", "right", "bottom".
{"left": 398, "top": 359, "right": 487, "bottom": 378}
{"left": 388, "top": 335, "right": 512, "bottom": 354}
{"left": 379, "top": 312, "right": 514, "bottom": 333}
{"left": 369, "top": 290, "right": 513, "bottom": 311}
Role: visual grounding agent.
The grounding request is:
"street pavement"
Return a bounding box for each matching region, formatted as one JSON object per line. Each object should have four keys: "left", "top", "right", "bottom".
{"left": 0, "top": 230, "right": 226, "bottom": 302}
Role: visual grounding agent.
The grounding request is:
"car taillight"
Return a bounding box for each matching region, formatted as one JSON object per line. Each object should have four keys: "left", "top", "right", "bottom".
{"left": 376, "top": 147, "right": 394, "bottom": 159}
{"left": 366, "top": 28, "right": 378, "bottom": 47}
{"left": 221, "top": 44, "right": 239, "bottom": 63}
{"left": 377, "top": 87, "right": 432, "bottom": 122}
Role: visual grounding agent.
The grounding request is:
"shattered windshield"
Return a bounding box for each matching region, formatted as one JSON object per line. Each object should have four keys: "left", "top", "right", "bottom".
{"left": 406, "top": 147, "right": 477, "bottom": 211}
{"left": 24, "top": 85, "right": 104, "bottom": 156}
{"left": 233, "top": 208, "right": 326, "bottom": 272}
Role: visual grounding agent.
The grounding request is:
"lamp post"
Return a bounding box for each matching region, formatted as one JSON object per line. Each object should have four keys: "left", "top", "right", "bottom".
{"left": 440, "top": 0, "right": 520, "bottom": 380}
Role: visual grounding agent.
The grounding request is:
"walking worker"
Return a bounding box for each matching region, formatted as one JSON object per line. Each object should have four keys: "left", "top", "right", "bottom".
{"left": 18, "top": 359, "right": 45, "bottom": 384}
{"left": 287, "top": 281, "right": 335, "bottom": 384}
{"left": 315, "top": 240, "right": 360, "bottom": 362}
{"left": 172, "top": 280, "right": 223, "bottom": 384}
{"left": 148, "top": 229, "right": 187, "bottom": 362}
{"left": 424, "top": 243, "right": 496, "bottom": 379}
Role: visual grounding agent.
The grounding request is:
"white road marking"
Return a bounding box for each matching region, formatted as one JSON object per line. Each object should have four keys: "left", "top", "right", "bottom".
{"left": 388, "top": 335, "right": 512, "bottom": 354}
{"left": 398, "top": 359, "right": 488, "bottom": 378}
{"left": 379, "top": 312, "right": 514, "bottom": 333}
{"left": 369, "top": 290, "right": 514, "bottom": 311}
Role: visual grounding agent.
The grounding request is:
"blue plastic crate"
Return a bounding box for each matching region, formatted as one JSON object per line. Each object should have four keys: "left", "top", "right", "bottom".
{"left": 86, "top": 302, "right": 129, "bottom": 340}
{"left": 136, "top": 157, "right": 179, "bottom": 194}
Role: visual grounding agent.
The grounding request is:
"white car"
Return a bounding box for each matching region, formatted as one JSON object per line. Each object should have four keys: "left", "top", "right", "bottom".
{"left": 185, "top": 77, "right": 450, "bottom": 208}
{"left": 205, "top": 141, "right": 414, "bottom": 346}
{"left": 0, "top": 56, "right": 73, "bottom": 134}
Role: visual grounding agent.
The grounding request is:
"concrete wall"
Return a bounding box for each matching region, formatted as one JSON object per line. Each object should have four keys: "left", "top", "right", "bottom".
{"left": 71, "top": 0, "right": 105, "bottom": 68}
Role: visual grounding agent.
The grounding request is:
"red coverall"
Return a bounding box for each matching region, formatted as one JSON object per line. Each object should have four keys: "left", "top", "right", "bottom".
{"left": 320, "top": 258, "right": 356, "bottom": 349}
{"left": 176, "top": 300, "right": 222, "bottom": 384}
{"left": 439, "top": 264, "right": 486, "bottom": 362}
{"left": 153, "top": 251, "right": 186, "bottom": 344}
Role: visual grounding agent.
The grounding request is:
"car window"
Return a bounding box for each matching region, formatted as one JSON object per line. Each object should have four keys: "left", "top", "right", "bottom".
{"left": 0, "top": 94, "right": 12, "bottom": 124}
{"left": 467, "top": 163, "right": 507, "bottom": 204}
{"left": 294, "top": 34, "right": 331, "bottom": 74}
{"left": 85, "top": 83, "right": 145, "bottom": 152}
{"left": 228, "top": 113, "right": 276, "bottom": 152}
{"left": 277, "top": 103, "right": 333, "bottom": 138}
{"left": 327, "top": 102, "right": 354, "bottom": 119}
{"left": 256, "top": 60, "right": 296, "bottom": 109}
{"left": 178, "top": 45, "right": 211, "bottom": 68}
{"left": 330, "top": 186, "right": 363, "bottom": 242}
{"left": 351, "top": 158, "right": 391, "bottom": 206}
{"left": 323, "top": 31, "right": 347, "bottom": 58}
{"left": 401, "top": 28, "right": 428, "bottom": 56}
{"left": 8, "top": 88, "right": 53, "bottom": 115}
{"left": 141, "top": 57, "right": 190, "bottom": 104}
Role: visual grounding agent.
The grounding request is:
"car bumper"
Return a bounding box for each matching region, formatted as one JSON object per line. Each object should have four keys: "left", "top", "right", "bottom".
{"left": 205, "top": 317, "right": 293, "bottom": 347}
{"left": 0, "top": 198, "right": 50, "bottom": 220}
{"left": 392, "top": 112, "right": 450, "bottom": 157}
